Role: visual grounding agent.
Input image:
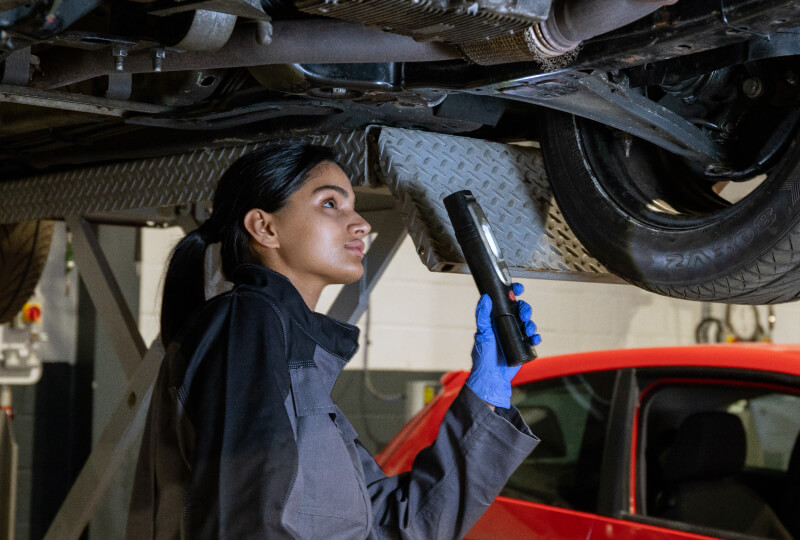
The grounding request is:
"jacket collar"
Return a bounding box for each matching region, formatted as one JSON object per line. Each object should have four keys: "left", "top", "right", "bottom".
{"left": 231, "top": 264, "right": 360, "bottom": 361}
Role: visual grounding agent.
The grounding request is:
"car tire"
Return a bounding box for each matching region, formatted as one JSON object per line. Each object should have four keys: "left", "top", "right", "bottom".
{"left": 0, "top": 220, "right": 54, "bottom": 323}
{"left": 539, "top": 110, "right": 800, "bottom": 304}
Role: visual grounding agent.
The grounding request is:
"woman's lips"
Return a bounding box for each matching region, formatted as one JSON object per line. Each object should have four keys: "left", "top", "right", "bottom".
{"left": 345, "top": 240, "right": 365, "bottom": 259}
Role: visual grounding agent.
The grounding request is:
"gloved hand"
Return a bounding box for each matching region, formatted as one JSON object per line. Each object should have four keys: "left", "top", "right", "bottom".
{"left": 466, "top": 283, "right": 542, "bottom": 409}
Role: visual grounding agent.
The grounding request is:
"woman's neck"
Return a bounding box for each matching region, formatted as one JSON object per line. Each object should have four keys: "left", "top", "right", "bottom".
{"left": 252, "top": 250, "right": 325, "bottom": 311}
{"left": 292, "top": 279, "right": 322, "bottom": 312}
{"left": 267, "top": 264, "right": 324, "bottom": 311}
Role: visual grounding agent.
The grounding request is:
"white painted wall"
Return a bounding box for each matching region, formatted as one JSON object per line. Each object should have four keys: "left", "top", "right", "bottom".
{"left": 35, "top": 222, "right": 79, "bottom": 363}
{"left": 138, "top": 228, "right": 800, "bottom": 372}
{"left": 138, "top": 226, "right": 185, "bottom": 348}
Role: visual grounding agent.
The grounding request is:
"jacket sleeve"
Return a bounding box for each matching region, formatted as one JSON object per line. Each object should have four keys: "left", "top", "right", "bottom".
{"left": 181, "top": 293, "right": 299, "bottom": 539}
{"left": 363, "top": 384, "right": 539, "bottom": 540}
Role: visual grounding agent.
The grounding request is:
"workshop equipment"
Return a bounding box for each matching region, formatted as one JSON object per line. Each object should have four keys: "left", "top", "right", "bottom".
{"left": 0, "top": 297, "right": 45, "bottom": 540}
{"left": 444, "top": 190, "right": 537, "bottom": 367}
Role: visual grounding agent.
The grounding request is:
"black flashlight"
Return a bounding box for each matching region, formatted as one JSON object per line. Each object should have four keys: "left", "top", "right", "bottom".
{"left": 443, "top": 190, "right": 537, "bottom": 367}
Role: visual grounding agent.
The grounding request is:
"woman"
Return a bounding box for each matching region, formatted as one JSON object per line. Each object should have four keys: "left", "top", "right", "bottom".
{"left": 127, "top": 143, "right": 541, "bottom": 539}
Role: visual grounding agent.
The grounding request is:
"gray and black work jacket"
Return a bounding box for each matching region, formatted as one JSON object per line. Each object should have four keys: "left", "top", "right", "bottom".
{"left": 126, "top": 264, "right": 539, "bottom": 539}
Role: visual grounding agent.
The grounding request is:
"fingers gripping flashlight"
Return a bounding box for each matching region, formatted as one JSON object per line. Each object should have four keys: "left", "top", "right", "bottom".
{"left": 444, "top": 190, "right": 537, "bottom": 367}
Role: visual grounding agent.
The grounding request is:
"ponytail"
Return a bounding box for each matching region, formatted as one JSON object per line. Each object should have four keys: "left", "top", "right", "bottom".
{"left": 160, "top": 143, "right": 336, "bottom": 346}
{"left": 160, "top": 228, "right": 212, "bottom": 346}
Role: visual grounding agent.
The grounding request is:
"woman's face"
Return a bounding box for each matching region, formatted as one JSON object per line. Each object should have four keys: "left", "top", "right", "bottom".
{"left": 268, "top": 161, "right": 371, "bottom": 287}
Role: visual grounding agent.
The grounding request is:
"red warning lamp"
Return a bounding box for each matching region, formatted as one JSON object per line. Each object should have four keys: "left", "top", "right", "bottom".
{"left": 22, "top": 303, "right": 42, "bottom": 324}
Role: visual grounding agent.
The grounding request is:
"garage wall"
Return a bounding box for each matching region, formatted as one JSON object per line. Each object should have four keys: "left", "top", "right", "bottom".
{"left": 138, "top": 228, "right": 800, "bottom": 373}
{"left": 138, "top": 226, "right": 185, "bottom": 349}
{"left": 33, "top": 222, "right": 80, "bottom": 365}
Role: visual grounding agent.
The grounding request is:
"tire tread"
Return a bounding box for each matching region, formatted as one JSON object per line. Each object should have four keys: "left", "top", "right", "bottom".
{"left": 630, "top": 221, "right": 800, "bottom": 304}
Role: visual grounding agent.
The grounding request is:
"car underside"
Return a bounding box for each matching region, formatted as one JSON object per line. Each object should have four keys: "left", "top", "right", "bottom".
{"left": 1, "top": 0, "right": 799, "bottom": 312}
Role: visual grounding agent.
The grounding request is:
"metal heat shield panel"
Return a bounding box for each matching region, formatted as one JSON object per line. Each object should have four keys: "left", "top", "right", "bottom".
{"left": 376, "top": 127, "right": 619, "bottom": 282}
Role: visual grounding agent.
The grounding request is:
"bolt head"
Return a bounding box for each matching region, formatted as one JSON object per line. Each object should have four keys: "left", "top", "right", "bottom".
{"left": 112, "top": 44, "right": 128, "bottom": 71}
{"left": 742, "top": 77, "right": 763, "bottom": 99}
{"left": 151, "top": 48, "right": 166, "bottom": 72}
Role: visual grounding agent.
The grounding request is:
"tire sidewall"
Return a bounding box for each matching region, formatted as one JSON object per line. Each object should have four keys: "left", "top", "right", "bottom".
{"left": 0, "top": 220, "right": 54, "bottom": 324}
{"left": 541, "top": 111, "right": 800, "bottom": 289}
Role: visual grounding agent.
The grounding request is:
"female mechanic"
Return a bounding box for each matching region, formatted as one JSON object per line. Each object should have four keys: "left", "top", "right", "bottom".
{"left": 126, "top": 143, "right": 541, "bottom": 539}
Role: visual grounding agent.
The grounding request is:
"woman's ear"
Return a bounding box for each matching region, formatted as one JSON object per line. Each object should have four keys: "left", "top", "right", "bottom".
{"left": 244, "top": 208, "right": 279, "bottom": 248}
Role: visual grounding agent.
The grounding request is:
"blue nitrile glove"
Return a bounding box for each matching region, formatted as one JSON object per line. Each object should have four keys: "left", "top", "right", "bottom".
{"left": 466, "top": 283, "right": 542, "bottom": 409}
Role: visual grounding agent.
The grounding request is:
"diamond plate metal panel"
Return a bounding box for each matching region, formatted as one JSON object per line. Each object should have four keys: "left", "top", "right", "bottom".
{"left": 377, "top": 127, "right": 618, "bottom": 281}
{"left": 0, "top": 132, "right": 367, "bottom": 224}
{"left": 2, "top": 125, "right": 615, "bottom": 282}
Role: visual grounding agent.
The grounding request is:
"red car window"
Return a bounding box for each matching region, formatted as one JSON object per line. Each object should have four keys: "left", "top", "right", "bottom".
{"left": 637, "top": 379, "right": 800, "bottom": 539}
{"left": 502, "top": 370, "right": 617, "bottom": 513}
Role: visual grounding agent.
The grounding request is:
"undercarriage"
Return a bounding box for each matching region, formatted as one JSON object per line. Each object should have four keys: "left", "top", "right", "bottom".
{"left": 1, "top": 0, "right": 799, "bottom": 309}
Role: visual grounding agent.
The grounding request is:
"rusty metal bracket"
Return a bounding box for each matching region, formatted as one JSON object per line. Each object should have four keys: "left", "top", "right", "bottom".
{"left": 105, "top": 72, "right": 132, "bottom": 101}
{"left": 0, "top": 48, "right": 30, "bottom": 86}
{"left": 0, "top": 83, "right": 168, "bottom": 116}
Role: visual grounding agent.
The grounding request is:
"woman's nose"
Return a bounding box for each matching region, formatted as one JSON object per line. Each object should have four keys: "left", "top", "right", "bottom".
{"left": 351, "top": 212, "right": 371, "bottom": 236}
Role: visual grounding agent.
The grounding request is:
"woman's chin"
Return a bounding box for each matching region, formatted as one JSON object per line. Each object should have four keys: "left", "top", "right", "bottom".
{"left": 336, "top": 265, "right": 365, "bottom": 285}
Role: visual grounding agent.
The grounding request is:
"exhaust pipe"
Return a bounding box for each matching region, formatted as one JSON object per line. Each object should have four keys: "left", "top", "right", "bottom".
{"left": 461, "top": 0, "right": 678, "bottom": 65}
{"left": 32, "top": 20, "right": 463, "bottom": 90}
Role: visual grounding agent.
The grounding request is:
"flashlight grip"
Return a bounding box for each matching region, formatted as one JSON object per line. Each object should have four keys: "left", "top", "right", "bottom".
{"left": 444, "top": 191, "right": 536, "bottom": 367}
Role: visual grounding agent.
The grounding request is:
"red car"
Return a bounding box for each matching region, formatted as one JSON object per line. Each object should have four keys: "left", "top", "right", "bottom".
{"left": 376, "top": 345, "right": 800, "bottom": 540}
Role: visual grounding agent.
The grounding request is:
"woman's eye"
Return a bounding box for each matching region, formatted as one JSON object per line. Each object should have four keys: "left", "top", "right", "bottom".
{"left": 322, "top": 199, "right": 336, "bottom": 209}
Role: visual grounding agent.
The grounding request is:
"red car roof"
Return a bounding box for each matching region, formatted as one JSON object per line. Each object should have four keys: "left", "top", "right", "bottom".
{"left": 511, "top": 343, "right": 800, "bottom": 384}
{"left": 438, "top": 343, "right": 800, "bottom": 389}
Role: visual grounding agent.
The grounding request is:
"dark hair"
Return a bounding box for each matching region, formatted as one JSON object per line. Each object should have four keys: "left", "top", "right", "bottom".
{"left": 160, "top": 143, "right": 337, "bottom": 345}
